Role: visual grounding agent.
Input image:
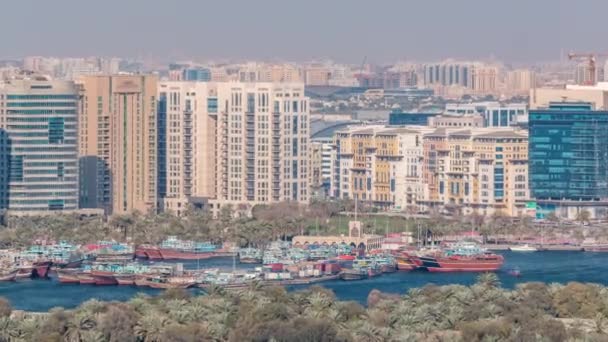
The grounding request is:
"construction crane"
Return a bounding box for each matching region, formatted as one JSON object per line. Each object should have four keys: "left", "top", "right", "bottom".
{"left": 567, "top": 52, "right": 608, "bottom": 85}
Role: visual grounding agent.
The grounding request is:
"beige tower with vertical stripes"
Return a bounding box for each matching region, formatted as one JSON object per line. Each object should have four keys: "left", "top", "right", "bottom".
{"left": 79, "top": 75, "right": 158, "bottom": 215}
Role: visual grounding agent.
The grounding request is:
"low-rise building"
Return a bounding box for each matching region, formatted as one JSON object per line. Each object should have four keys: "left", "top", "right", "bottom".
{"left": 421, "top": 127, "right": 529, "bottom": 217}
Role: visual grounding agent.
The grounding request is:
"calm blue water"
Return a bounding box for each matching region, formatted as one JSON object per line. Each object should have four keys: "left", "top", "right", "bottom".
{"left": 2, "top": 251, "right": 607, "bottom": 311}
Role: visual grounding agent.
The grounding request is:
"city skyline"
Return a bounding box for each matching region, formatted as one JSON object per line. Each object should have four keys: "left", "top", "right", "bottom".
{"left": 1, "top": 0, "right": 606, "bottom": 64}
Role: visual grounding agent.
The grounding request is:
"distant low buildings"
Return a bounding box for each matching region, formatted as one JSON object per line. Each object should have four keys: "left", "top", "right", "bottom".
{"left": 445, "top": 102, "right": 528, "bottom": 127}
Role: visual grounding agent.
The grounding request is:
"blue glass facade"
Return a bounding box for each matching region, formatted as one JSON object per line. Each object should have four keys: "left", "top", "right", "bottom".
{"left": 0, "top": 80, "right": 79, "bottom": 211}
{"left": 388, "top": 112, "right": 439, "bottom": 126}
{"left": 182, "top": 68, "right": 211, "bottom": 82}
{"left": 529, "top": 102, "right": 608, "bottom": 201}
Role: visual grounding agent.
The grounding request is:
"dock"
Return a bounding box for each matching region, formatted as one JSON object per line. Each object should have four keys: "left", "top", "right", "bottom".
{"left": 483, "top": 244, "right": 583, "bottom": 251}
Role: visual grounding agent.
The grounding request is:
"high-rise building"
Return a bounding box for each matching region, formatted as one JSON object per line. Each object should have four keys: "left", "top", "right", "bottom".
{"left": 213, "top": 82, "right": 310, "bottom": 212}
{"left": 505, "top": 69, "right": 535, "bottom": 95}
{"left": 304, "top": 67, "right": 331, "bottom": 86}
{"left": 157, "top": 81, "right": 217, "bottom": 215}
{"left": 79, "top": 75, "right": 158, "bottom": 215}
{"left": 0, "top": 76, "right": 79, "bottom": 213}
{"left": 471, "top": 66, "right": 498, "bottom": 94}
{"left": 529, "top": 102, "right": 608, "bottom": 219}
{"left": 423, "top": 61, "right": 474, "bottom": 88}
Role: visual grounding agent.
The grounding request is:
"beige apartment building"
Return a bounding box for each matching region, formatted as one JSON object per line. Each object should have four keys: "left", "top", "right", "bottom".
{"left": 421, "top": 127, "right": 529, "bottom": 217}
{"left": 79, "top": 75, "right": 158, "bottom": 215}
{"left": 330, "top": 125, "right": 432, "bottom": 210}
{"left": 211, "top": 82, "right": 310, "bottom": 214}
{"left": 157, "top": 82, "right": 217, "bottom": 215}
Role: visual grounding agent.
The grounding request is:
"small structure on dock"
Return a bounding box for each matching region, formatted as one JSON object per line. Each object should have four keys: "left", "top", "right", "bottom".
{"left": 292, "top": 220, "right": 383, "bottom": 251}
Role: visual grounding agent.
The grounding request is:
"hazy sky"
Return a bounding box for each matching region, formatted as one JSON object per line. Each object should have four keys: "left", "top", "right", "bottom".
{"left": 1, "top": 0, "right": 606, "bottom": 64}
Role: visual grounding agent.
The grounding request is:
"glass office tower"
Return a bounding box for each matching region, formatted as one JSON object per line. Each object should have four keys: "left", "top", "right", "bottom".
{"left": 0, "top": 77, "right": 79, "bottom": 212}
{"left": 529, "top": 102, "right": 608, "bottom": 205}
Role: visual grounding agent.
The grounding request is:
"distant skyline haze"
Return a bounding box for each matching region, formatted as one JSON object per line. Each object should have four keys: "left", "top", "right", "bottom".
{"left": 1, "top": 0, "right": 606, "bottom": 64}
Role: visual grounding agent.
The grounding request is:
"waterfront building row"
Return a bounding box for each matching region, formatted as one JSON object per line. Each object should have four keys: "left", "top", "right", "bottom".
{"left": 0, "top": 74, "right": 310, "bottom": 217}
{"left": 327, "top": 125, "right": 530, "bottom": 217}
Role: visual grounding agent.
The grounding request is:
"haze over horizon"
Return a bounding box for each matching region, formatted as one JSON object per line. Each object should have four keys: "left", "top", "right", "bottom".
{"left": 1, "top": 0, "right": 605, "bottom": 64}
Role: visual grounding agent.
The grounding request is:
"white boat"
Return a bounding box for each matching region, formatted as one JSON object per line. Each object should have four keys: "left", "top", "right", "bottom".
{"left": 509, "top": 244, "right": 538, "bottom": 252}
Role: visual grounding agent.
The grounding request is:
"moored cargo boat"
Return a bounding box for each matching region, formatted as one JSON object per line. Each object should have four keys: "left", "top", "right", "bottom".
{"left": 414, "top": 241, "right": 504, "bottom": 272}
{"left": 91, "top": 270, "right": 118, "bottom": 285}
{"left": 340, "top": 268, "right": 368, "bottom": 281}
{"left": 134, "top": 275, "right": 194, "bottom": 289}
{"left": 114, "top": 274, "right": 136, "bottom": 285}
{"left": 77, "top": 272, "right": 96, "bottom": 285}
{"left": 134, "top": 245, "right": 163, "bottom": 260}
{"left": 582, "top": 244, "right": 608, "bottom": 252}
{"left": 33, "top": 261, "right": 52, "bottom": 278}
{"left": 0, "top": 269, "right": 17, "bottom": 282}
{"left": 57, "top": 269, "right": 80, "bottom": 284}
{"left": 238, "top": 247, "right": 263, "bottom": 264}
{"left": 394, "top": 254, "right": 418, "bottom": 271}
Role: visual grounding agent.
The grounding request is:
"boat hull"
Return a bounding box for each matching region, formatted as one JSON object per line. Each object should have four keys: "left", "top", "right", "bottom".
{"left": 239, "top": 258, "right": 262, "bottom": 264}
{"left": 115, "top": 275, "right": 135, "bottom": 285}
{"left": 135, "top": 246, "right": 163, "bottom": 260}
{"left": 340, "top": 271, "right": 368, "bottom": 281}
{"left": 53, "top": 259, "right": 84, "bottom": 269}
{"left": 33, "top": 261, "right": 52, "bottom": 278}
{"left": 158, "top": 249, "right": 230, "bottom": 260}
{"left": 420, "top": 255, "right": 504, "bottom": 272}
{"left": 57, "top": 270, "right": 80, "bottom": 284}
{"left": 134, "top": 278, "right": 193, "bottom": 289}
{"left": 0, "top": 270, "right": 17, "bottom": 282}
{"left": 77, "top": 273, "right": 96, "bottom": 285}
{"left": 91, "top": 271, "right": 117, "bottom": 285}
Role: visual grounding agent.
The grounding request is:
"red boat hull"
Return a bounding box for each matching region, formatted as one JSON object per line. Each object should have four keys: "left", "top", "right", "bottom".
{"left": 135, "top": 246, "right": 163, "bottom": 260}
{"left": 57, "top": 270, "right": 80, "bottom": 284}
{"left": 33, "top": 261, "right": 52, "bottom": 278}
{"left": 158, "top": 249, "right": 222, "bottom": 260}
{"left": 115, "top": 275, "right": 135, "bottom": 285}
{"left": 93, "top": 275, "right": 117, "bottom": 285}
{"left": 77, "top": 273, "right": 96, "bottom": 285}
{"left": 421, "top": 255, "right": 504, "bottom": 272}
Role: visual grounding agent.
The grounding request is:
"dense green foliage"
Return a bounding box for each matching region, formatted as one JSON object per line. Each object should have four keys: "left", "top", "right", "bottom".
{"left": 2, "top": 276, "right": 608, "bottom": 341}
{"left": 0, "top": 200, "right": 574, "bottom": 249}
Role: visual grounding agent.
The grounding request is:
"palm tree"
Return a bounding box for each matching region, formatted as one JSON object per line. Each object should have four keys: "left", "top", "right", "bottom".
{"left": 64, "top": 313, "right": 97, "bottom": 342}
{"left": 476, "top": 273, "right": 501, "bottom": 289}
{"left": 0, "top": 316, "right": 19, "bottom": 341}
{"left": 577, "top": 210, "right": 591, "bottom": 226}
{"left": 134, "top": 313, "right": 170, "bottom": 342}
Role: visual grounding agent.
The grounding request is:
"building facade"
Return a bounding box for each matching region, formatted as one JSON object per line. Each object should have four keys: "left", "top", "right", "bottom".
{"left": 212, "top": 82, "right": 310, "bottom": 213}
{"left": 310, "top": 137, "right": 334, "bottom": 199}
{"left": 529, "top": 102, "right": 608, "bottom": 219}
{"left": 421, "top": 128, "right": 529, "bottom": 217}
{"left": 157, "top": 82, "right": 217, "bottom": 215}
{"left": 183, "top": 68, "right": 212, "bottom": 82}
{"left": 0, "top": 76, "right": 79, "bottom": 212}
{"left": 445, "top": 102, "right": 528, "bottom": 127}
{"left": 79, "top": 75, "right": 158, "bottom": 215}
{"left": 330, "top": 126, "right": 430, "bottom": 209}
